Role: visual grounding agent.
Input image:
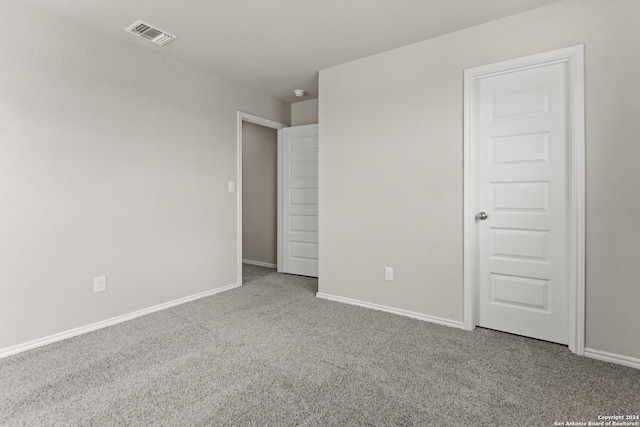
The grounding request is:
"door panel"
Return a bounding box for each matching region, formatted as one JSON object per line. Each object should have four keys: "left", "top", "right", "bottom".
{"left": 280, "top": 124, "right": 319, "bottom": 277}
{"left": 491, "top": 132, "right": 549, "bottom": 165}
{"left": 476, "top": 63, "right": 569, "bottom": 344}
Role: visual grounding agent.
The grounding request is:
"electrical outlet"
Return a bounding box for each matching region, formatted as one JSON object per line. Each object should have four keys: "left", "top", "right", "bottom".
{"left": 384, "top": 267, "right": 394, "bottom": 281}
{"left": 94, "top": 276, "right": 106, "bottom": 293}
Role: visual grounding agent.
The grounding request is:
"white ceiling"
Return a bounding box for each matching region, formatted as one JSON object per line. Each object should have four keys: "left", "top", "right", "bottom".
{"left": 23, "top": 0, "right": 561, "bottom": 103}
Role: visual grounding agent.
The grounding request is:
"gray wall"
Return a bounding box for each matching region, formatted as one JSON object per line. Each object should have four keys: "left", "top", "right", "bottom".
{"left": 319, "top": 0, "right": 640, "bottom": 359}
{"left": 291, "top": 99, "right": 319, "bottom": 126}
{"left": 0, "top": 1, "right": 289, "bottom": 351}
{"left": 242, "top": 122, "right": 278, "bottom": 265}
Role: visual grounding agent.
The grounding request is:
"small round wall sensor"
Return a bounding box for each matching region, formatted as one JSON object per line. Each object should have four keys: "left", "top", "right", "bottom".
{"left": 294, "top": 89, "right": 306, "bottom": 97}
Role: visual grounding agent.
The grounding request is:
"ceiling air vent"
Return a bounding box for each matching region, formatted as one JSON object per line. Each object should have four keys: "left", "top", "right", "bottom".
{"left": 125, "top": 20, "right": 177, "bottom": 46}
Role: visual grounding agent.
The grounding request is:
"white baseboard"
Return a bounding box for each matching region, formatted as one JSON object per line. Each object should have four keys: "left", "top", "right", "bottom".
{"left": 316, "top": 292, "right": 465, "bottom": 330}
{"left": 0, "top": 282, "right": 240, "bottom": 359}
{"left": 242, "top": 259, "right": 277, "bottom": 269}
{"left": 584, "top": 347, "right": 640, "bottom": 370}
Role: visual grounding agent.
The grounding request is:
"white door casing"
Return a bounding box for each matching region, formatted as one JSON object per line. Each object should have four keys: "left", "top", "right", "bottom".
{"left": 463, "top": 46, "right": 585, "bottom": 353}
{"left": 279, "top": 124, "right": 319, "bottom": 277}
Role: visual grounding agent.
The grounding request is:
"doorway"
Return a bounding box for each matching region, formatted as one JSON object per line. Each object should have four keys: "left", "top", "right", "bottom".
{"left": 237, "top": 113, "right": 320, "bottom": 286}
{"left": 463, "top": 46, "right": 585, "bottom": 354}
{"left": 236, "top": 112, "right": 287, "bottom": 285}
{"left": 242, "top": 121, "right": 278, "bottom": 269}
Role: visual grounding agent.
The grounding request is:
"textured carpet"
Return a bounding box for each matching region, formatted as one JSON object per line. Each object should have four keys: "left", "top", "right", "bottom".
{"left": 1, "top": 264, "right": 638, "bottom": 426}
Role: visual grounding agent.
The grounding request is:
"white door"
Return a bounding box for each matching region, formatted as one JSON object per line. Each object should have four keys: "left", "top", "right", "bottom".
{"left": 279, "top": 124, "right": 318, "bottom": 277}
{"left": 474, "top": 62, "right": 569, "bottom": 344}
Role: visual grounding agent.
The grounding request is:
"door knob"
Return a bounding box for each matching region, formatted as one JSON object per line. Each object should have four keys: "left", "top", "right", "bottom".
{"left": 476, "top": 212, "right": 488, "bottom": 221}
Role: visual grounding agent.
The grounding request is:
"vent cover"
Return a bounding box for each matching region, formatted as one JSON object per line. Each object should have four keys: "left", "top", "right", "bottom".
{"left": 125, "top": 20, "right": 177, "bottom": 46}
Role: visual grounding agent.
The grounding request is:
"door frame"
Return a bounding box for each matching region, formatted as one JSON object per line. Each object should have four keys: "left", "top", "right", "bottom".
{"left": 462, "top": 45, "right": 586, "bottom": 354}
{"left": 236, "top": 112, "right": 287, "bottom": 285}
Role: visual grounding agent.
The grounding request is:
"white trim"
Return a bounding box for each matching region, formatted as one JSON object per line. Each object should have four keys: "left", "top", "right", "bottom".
{"left": 316, "top": 293, "right": 465, "bottom": 330}
{"left": 463, "top": 45, "right": 586, "bottom": 354}
{"left": 584, "top": 348, "right": 640, "bottom": 370}
{"left": 568, "top": 46, "right": 586, "bottom": 356}
{"left": 236, "top": 112, "right": 287, "bottom": 286}
{"left": 0, "top": 283, "right": 240, "bottom": 359}
{"left": 277, "top": 129, "right": 283, "bottom": 273}
{"left": 242, "top": 259, "right": 277, "bottom": 269}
